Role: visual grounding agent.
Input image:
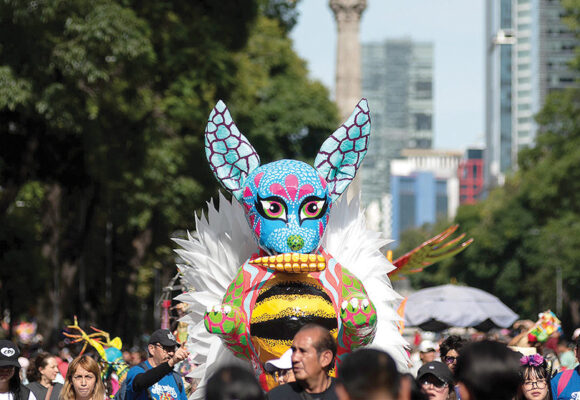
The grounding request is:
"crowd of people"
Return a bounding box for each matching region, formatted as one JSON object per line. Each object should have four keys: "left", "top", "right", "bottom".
{"left": 1, "top": 325, "right": 579, "bottom": 400}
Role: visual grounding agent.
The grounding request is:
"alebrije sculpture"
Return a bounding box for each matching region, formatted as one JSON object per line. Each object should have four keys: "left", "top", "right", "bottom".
{"left": 175, "top": 99, "right": 408, "bottom": 396}
{"left": 63, "top": 317, "right": 129, "bottom": 395}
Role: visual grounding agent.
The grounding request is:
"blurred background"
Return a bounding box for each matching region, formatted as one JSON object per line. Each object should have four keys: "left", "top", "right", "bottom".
{"left": 1, "top": 0, "right": 579, "bottom": 350}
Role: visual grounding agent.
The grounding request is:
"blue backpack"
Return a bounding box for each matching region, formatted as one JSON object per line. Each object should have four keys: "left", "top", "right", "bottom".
{"left": 113, "top": 362, "right": 183, "bottom": 400}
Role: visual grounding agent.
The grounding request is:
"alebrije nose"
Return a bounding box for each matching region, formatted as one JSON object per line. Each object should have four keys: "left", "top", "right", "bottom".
{"left": 287, "top": 235, "right": 304, "bottom": 251}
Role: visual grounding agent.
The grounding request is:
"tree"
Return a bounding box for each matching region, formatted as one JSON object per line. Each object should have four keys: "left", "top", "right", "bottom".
{"left": 1, "top": 0, "right": 338, "bottom": 344}
{"left": 394, "top": 3, "right": 580, "bottom": 329}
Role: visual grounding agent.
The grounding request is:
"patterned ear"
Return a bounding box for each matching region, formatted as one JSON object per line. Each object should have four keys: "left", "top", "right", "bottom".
{"left": 314, "top": 98, "right": 371, "bottom": 201}
{"left": 205, "top": 101, "right": 260, "bottom": 200}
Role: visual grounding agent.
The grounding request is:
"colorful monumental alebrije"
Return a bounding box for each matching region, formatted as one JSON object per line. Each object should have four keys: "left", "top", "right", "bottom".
{"left": 203, "top": 99, "right": 375, "bottom": 372}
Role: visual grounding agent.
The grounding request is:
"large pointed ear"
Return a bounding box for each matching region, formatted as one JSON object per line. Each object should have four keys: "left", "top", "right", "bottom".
{"left": 314, "top": 99, "right": 371, "bottom": 201}
{"left": 205, "top": 100, "right": 260, "bottom": 200}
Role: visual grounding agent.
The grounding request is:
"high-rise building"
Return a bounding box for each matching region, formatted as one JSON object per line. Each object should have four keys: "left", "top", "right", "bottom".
{"left": 485, "top": 0, "right": 578, "bottom": 189}
{"left": 360, "top": 38, "right": 434, "bottom": 233}
{"left": 512, "top": 0, "right": 578, "bottom": 152}
{"left": 485, "top": 0, "right": 514, "bottom": 189}
{"left": 390, "top": 149, "right": 461, "bottom": 243}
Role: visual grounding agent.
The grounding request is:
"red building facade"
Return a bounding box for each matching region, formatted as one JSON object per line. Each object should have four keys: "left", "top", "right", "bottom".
{"left": 458, "top": 148, "right": 484, "bottom": 204}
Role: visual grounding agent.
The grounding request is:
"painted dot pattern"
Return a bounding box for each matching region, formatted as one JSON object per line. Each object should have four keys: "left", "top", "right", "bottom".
{"left": 205, "top": 100, "right": 260, "bottom": 200}
{"left": 315, "top": 98, "right": 371, "bottom": 201}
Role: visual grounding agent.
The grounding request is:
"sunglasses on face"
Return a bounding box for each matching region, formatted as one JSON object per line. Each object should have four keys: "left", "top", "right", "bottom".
{"left": 443, "top": 356, "right": 458, "bottom": 364}
{"left": 421, "top": 377, "right": 448, "bottom": 390}
{"left": 154, "top": 344, "right": 176, "bottom": 353}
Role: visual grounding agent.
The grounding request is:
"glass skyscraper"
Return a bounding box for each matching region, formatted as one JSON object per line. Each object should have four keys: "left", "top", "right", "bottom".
{"left": 485, "top": 0, "right": 578, "bottom": 189}
{"left": 360, "top": 38, "right": 434, "bottom": 234}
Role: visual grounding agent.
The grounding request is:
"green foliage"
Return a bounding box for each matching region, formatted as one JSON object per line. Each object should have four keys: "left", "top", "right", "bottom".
{"left": 230, "top": 16, "right": 338, "bottom": 163}
{"left": 393, "top": 3, "right": 580, "bottom": 329}
{"left": 0, "top": 0, "right": 338, "bottom": 343}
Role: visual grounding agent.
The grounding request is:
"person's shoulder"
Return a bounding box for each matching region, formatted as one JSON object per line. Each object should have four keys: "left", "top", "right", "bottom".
{"left": 127, "top": 363, "right": 147, "bottom": 378}
{"left": 267, "top": 382, "right": 302, "bottom": 398}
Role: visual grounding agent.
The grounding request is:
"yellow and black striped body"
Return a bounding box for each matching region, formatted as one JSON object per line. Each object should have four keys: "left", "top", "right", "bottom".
{"left": 250, "top": 274, "right": 338, "bottom": 363}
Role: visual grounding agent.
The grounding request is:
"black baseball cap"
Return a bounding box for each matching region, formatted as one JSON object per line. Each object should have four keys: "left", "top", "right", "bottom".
{"left": 148, "top": 329, "right": 179, "bottom": 347}
{"left": 0, "top": 340, "right": 21, "bottom": 368}
{"left": 417, "top": 361, "right": 454, "bottom": 386}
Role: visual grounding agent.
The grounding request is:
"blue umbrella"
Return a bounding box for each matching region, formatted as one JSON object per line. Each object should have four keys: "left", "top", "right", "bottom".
{"left": 404, "top": 284, "right": 519, "bottom": 332}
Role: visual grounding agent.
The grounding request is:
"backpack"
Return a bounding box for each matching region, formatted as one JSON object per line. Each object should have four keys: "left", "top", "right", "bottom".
{"left": 113, "top": 361, "right": 184, "bottom": 400}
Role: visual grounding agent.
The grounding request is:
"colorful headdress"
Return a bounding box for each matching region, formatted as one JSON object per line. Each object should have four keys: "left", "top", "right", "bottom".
{"left": 520, "top": 354, "right": 544, "bottom": 367}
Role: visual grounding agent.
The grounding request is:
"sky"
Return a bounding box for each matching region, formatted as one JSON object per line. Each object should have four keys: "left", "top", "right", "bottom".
{"left": 290, "top": 0, "right": 485, "bottom": 150}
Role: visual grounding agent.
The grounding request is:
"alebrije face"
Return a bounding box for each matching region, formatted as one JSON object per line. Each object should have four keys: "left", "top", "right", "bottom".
{"left": 241, "top": 160, "right": 331, "bottom": 254}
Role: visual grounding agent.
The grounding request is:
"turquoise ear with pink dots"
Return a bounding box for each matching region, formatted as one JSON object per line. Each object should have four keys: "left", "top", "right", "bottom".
{"left": 315, "top": 99, "right": 371, "bottom": 201}
{"left": 205, "top": 100, "right": 260, "bottom": 201}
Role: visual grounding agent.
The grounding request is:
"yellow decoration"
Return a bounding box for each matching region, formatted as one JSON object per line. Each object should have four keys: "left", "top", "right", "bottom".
{"left": 249, "top": 253, "right": 327, "bottom": 273}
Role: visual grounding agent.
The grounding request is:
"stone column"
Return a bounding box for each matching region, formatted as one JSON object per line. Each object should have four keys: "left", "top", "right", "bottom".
{"left": 329, "top": 0, "right": 367, "bottom": 121}
{"left": 330, "top": 0, "right": 367, "bottom": 200}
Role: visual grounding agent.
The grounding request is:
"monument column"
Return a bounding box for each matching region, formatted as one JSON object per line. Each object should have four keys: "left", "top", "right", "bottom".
{"left": 329, "top": 0, "right": 367, "bottom": 120}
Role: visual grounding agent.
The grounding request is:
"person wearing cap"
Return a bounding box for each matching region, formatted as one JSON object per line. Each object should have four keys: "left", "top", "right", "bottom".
{"left": 419, "top": 341, "right": 437, "bottom": 365}
{"left": 124, "top": 329, "right": 189, "bottom": 400}
{"left": 410, "top": 340, "right": 438, "bottom": 377}
{"left": 0, "top": 340, "right": 36, "bottom": 400}
{"left": 416, "top": 361, "right": 454, "bottom": 400}
{"left": 264, "top": 349, "right": 295, "bottom": 386}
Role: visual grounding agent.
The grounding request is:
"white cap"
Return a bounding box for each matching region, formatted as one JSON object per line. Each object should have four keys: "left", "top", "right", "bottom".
{"left": 572, "top": 328, "right": 580, "bottom": 341}
{"left": 264, "top": 348, "right": 293, "bottom": 372}
{"left": 419, "top": 340, "right": 437, "bottom": 353}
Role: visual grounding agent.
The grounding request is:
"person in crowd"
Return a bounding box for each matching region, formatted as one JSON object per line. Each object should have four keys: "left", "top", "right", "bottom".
{"left": 60, "top": 355, "right": 105, "bottom": 400}
{"left": 124, "top": 329, "right": 188, "bottom": 400}
{"left": 128, "top": 350, "right": 143, "bottom": 368}
{"left": 556, "top": 339, "right": 577, "bottom": 371}
{"left": 410, "top": 341, "right": 438, "bottom": 377}
{"left": 205, "top": 366, "right": 265, "bottom": 400}
{"left": 454, "top": 340, "right": 521, "bottom": 400}
{"left": 419, "top": 342, "right": 437, "bottom": 365}
{"left": 439, "top": 336, "right": 465, "bottom": 374}
{"left": 416, "top": 361, "right": 454, "bottom": 400}
{"left": 335, "top": 348, "right": 399, "bottom": 400}
{"left": 27, "top": 353, "right": 63, "bottom": 400}
{"left": 55, "top": 348, "right": 72, "bottom": 382}
{"left": 264, "top": 349, "right": 295, "bottom": 386}
{"left": 517, "top": 354, "right": 552, "bottom": 400}
{"left": 267, "top": 324, "right": 337, "bottom": 400}
{"left": 0, "top": 340, "right": 36, "bottom": 400}
{"left": 551, "top": 336, "right": 580, "bottom": 400}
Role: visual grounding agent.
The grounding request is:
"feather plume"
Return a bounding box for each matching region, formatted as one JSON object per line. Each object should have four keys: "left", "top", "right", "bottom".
{"left": 175, "top": 192, "right": 409, "bottom": 398}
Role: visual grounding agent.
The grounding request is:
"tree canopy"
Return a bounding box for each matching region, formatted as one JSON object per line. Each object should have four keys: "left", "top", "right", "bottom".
{"left": 0, "top": 0, "right": 339, "bottom": 345}
{"left": 394, "top": 3, "right": 580, "bottom": 332}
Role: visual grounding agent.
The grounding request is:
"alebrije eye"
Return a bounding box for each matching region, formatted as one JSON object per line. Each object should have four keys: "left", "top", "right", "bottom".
{"left": 299, "top": 198, "right": 327, "bottom": 222}
{"left": 259, "top": 199, "right": 287, "bottom": 221}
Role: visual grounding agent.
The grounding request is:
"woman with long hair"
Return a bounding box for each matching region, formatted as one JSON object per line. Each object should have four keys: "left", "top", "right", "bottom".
{"left": 0, "top": 340, "right": 36, "bottom": 400}
{"left": 60, "top": 356, "right": 104, "bottom": 400}
{"left": 27, "top": 353, "right": 62, "bottom": 400}
{"left": 517, "top": 354, "right": 552, "bottom": 400}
